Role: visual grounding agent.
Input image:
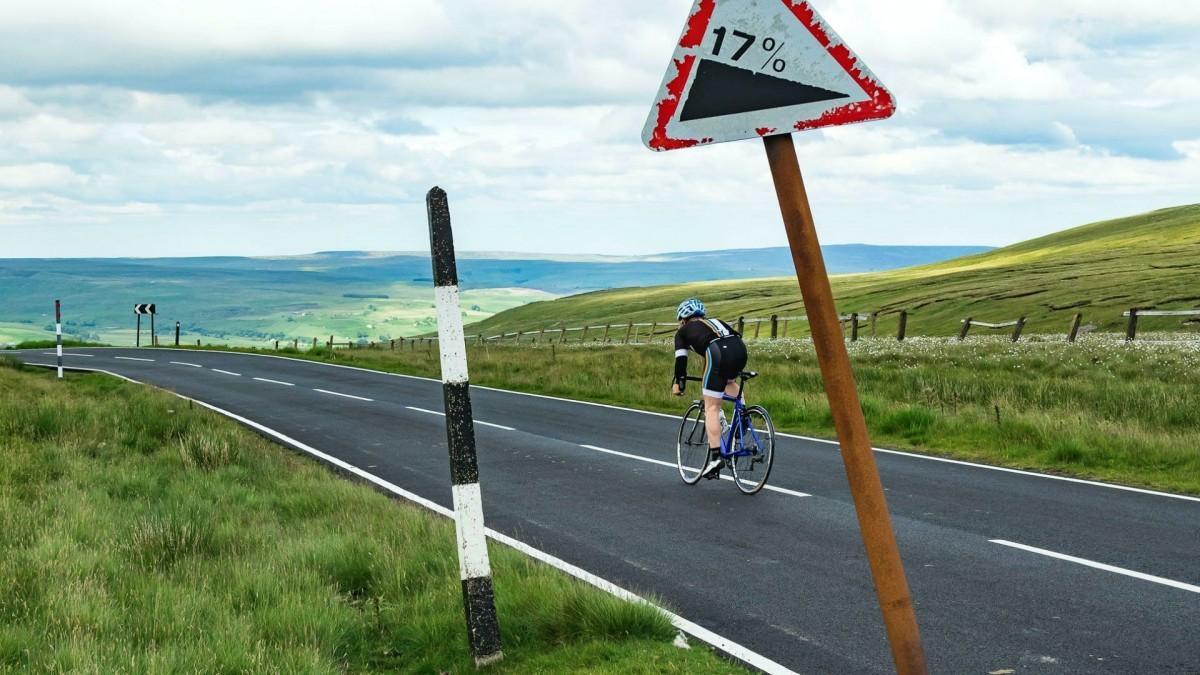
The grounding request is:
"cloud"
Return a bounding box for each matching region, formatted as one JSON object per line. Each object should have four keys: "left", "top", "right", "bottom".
{"left": 0, "top": 1, "right": 1195, "bottom": 258}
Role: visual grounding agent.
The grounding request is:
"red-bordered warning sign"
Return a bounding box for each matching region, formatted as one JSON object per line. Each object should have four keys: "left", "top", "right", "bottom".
{"left": 642, "top": 0, "right": 896, "bottom": 151}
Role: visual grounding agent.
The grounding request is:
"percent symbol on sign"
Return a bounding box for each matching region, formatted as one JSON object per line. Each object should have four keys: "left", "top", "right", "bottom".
{"left": 711, "top": 26, "right": 788, "bottom": 73}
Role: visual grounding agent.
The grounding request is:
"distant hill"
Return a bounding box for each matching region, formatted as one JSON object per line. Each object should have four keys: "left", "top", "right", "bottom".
{"left": 0, "top": 244, "right": 986, "bottom": 346}
{"left": 465, "top": 205, "right": 1200, "bottom": 338}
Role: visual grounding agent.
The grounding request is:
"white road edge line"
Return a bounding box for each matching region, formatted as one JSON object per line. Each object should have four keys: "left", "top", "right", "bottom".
{"left": 42, "top": 352, "right": 94, "bottom": 357}
{"left": 990, "top": 539, "right": 1200, "bottom": 594}
{"left": 17, "top": 361, "right": 797, "bottom": 675}
{"left": 113, "top": 356, "right": 154, "bottom": 362}
{"left": 581, "top": 444, "right": 811, "bottom": 498}
{"left": 253, "top": 377, "right": 294, "bottom": 387}
{"left": 406, "top": 406, "right": 515, "bottom": 431}
{"left": 169, "top": 361, "right": 203, "bottom": 368}
{"left": 313, "top": 388, "right": 373, "bottom": 402}
{"left": 75, "top": 347, "right": 1200, "bottom": 504}
{"left": 211, "top": 369, "right": 241, "bottom": 377}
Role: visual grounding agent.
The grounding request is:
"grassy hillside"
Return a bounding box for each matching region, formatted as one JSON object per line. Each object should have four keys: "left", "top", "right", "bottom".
{"left": 0, "top": 245, "right": 986, "bottom": 348}
{"left": 467, "top": 205, "right": 1200, "bottom": 338}
{"left": 0, "top": 360, "right": 740, "bottom": 673}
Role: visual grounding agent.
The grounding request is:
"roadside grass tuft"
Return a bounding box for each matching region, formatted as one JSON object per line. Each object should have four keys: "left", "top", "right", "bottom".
{"left": 0, "top": 365, "right": 741, "bottom": 673}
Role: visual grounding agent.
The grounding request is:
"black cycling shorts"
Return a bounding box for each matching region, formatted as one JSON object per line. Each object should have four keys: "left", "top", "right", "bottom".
{"left": 702, "top": 336, "right": 748, "bottom": 398}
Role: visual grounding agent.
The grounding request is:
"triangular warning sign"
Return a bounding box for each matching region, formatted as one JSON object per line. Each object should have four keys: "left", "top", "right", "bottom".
{"left": 642, "top": 0, "right": 896, "bottom": 151}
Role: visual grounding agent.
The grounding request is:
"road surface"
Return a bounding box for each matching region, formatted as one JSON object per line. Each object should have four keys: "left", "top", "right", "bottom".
{"left": 7, "top": 347, "right": 1199, "bottom": 673}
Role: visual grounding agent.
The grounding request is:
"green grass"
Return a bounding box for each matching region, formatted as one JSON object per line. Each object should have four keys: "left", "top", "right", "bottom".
{"left": 0, "top": 360, "right": 741, "bottom": 673}
{"left": 190, "top": 336, "right": 1200, "bottom": 496}
{"left": 466, "top": 204, "right": 1200, "bottom": 339}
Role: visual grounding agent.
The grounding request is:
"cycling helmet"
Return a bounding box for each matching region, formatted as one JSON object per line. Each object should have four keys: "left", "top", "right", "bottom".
{"left": 676, "top": 298, "right": 706, "bottom": 320}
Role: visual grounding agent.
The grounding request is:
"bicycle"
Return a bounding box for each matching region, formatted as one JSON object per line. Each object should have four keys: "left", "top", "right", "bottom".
{"left": 676, "top": 371, "right": 775, "bottom": 495}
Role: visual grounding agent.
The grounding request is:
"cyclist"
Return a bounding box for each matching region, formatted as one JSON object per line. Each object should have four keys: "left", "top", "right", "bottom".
{"left": 671, "top": 298, "right": 748, "bottom": 479}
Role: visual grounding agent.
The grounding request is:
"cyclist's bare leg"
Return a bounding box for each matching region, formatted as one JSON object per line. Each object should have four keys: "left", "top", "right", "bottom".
{"left": 703, "top": 394, "right": 723, "bottom": 449}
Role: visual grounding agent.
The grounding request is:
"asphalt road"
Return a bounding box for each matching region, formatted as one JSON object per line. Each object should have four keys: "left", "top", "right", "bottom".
{"left": 9, "top": 347, "right": 1200, "bottom": 674}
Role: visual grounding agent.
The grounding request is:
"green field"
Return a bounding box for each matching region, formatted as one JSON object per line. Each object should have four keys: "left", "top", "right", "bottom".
{"left": 465, "top": 204, "right": 1200, "bottom": 340}
{"left": 0, "top": 360, "right": 740, "bottom": 673}
{"left": 200, "top": 337, "right": 1200, "bottom": 496}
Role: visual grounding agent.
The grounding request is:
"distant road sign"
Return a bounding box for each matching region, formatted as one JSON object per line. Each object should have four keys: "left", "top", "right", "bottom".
{"left": 134, "top": 304, "right": 156, "bottom": 315}
{"left": 643, "top": 0, "right": 896, "bottom": 151}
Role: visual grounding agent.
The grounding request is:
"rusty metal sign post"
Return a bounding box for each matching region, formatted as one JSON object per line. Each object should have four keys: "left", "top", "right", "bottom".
{"left": 642, "top": 2, "right": 927, "bottom": 673}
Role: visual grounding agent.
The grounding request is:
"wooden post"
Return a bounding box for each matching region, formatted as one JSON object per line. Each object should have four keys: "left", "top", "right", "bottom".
{"left": 274, "top": 340, "right": 279, "bottom": 350}
{"left": 649, "top": 322, "right": 658, "bottom": 343}
{"left": 539, "top": 327, "right": 547, "bottom": 342}
{"left": 897, "top": 310, "right": 908, "bottom": 342}
{"left": 850, "top": 313, "right": 860, "bottom": 342}
{"left": 632, "top": 324, "right": 641, "bottom": 344}
{"left": 329, "top": 335, "right": 334, "bottom": 349}
{"left": 623, "top": 322, "right": 633, "bottom": 344}
{"left": 581, "top": 325, "right": 590, "bottom": 342}
{"left": 313, "top": 337, "right": 318, "bottom": 349}
{"left": 958, "top": 318, "right": 973, "bottom": 341}
{"left": 782, "top": 318, "right": 790, "bottom": 338}
{"left": 737, "top": 316, "right": 745, "bottom": 334}
{"left": 764, "top": 134, "right": 925, "bottom": 674}
{"left": 770, "top": 314, "right": 779, "bottom": 339}
{"left": 1067, "top": 314, "right": 1083, "bottom": 343}
{"left": 196, "top": 339, "right": 201, "bottom": 347}
{"left": 753, "top": 320, "right": 761, "bottom": 339}
{"left": 602, "top": 324, "right": 611, "bottom": 343}
{"left": 870, "top": 312, "right": 878, "bottom": 338}
{"left": 514, "top": 331, "right": 522, "bottom": 345}
{"left": 1011, "top": 316, "right": 1027, "bottom": 343}
{"left": 559, "top": 328, "right": 567, "bottom": 344}
{"left": 1125, "top": 308, "right": 1139, "bottom": 342}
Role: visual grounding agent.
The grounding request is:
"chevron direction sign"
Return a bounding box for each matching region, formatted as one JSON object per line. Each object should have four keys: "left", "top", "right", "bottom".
{"left": 134, "top": 304, "right": 156, "bottom": 315}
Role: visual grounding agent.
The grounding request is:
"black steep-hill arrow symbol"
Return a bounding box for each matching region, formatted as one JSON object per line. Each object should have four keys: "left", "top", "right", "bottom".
{"left": 679, "top": 59, "right": 851, "bottom": 122}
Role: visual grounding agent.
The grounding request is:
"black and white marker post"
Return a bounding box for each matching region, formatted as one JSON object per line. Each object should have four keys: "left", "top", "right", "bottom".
{"left": 427, "top": 186, "right": 503, "bottom": 667}
{"left": 54, "top": 299, "right": 63, "bottom": 379}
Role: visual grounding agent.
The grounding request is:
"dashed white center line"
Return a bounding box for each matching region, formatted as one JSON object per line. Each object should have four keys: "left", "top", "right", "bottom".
{"left": 253, "top": 377, "right": 294, "bottom": 387}
{"left": 114, "top": 356, "right": 154, "bottom": 362}
{"left": 170, "top": 361, "right": 203, "bottom": 368}
{"left": 581, "top": 444, "right": 810, "bottom": 498}
{"left": 211, "top": 369, "right": 241, "bottom": 377}
{"left": 314, "top": 388, "right": 373, "bottom": 402}
{"left": 991, "top": 540, "right": 1200, "bottom": 594}
{"left": 405, "top": 406, "right": 514, "bottom": 431}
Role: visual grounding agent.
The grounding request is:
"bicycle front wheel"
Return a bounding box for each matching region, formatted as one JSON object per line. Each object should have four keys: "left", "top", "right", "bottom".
{"left": 730, "top": 405, "right": 775, "bottom": 495}
{"left": 676, "top": 402, "right": 709, "bottom": 485}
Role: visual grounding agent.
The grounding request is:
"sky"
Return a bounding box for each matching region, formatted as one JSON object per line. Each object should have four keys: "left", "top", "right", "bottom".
{"left": 0, "top": 0, "right": 1197, "bottom": 258}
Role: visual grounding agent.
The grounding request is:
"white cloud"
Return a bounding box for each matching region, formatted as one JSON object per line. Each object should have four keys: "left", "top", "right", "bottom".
{"left": 0, "top": 1, "right": 1195, "bottom": 257}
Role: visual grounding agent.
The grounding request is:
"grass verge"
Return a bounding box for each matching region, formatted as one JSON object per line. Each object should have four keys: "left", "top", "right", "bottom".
{"left": 182, "top": 335, "right": 1200, "bottom": 496}
{"left": 0, "top": 359, "right": 741, "bottom": 673}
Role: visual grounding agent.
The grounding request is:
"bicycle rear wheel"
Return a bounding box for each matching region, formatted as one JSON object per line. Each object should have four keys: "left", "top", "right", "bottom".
{"left": 676, "top": 402, "right": 709, "bottom": 485}
{"left": 730, "top": 405, "right": 775, "bottom": 495}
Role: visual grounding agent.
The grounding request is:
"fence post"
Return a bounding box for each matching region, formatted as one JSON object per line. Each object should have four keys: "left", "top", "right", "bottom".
{"left": 559, "top": 327, "right": 567, "bottom": 344}
{"left": 175, "top": 321, "right": 180, "bottom": 347}
{"left": 1066, "top": 314, "right": 1083, "bottom": 343}
{"left": 1125, "top": 308, "right": 1139, "bottom": 342}
{"left": 770, "top": 314, "right": 779, "bottom": 339}
{"left": 275, "top": 340, "right": 279, "bottom": 350}
{"left": 782, "top": 318, "right": 789, "bottom": 338}
{"left": 313, "top": 337, "right": 318, "bottom": 349}
{"left": 737, "top": 316, "right": 745, "bottom": 334}
{"left": 623, "top": 322, "right": 633, "bottom": 344}
{"left": 649, "top": 322, "right": 657, "bottom": 343}
{"left": 329, "top": 335, "right": 334, "bottom": 349}
{"left": 1011, "top": 316, "right": 1027, "bottom": 343}
{"left": 581, "top": 325, "right": 590, "bottom": 342}
{"left": 897, "top": 310, "right": 908, "bottom": 342}
{"left": 958, "top": 318, "right": 973, "bottom": 341}
{"left": 850, "top": 313, "right": 860, "bottom": 342}
{"left": 753, "top": 319, "right": 761, "bottom": 339}
{"left": 631, "top": 323, "right": 641, "bottom": 344}
{"left": 602, "top": 324, "right": 611, "bottom": 343}
{"left": 538, "top": 327, "right": 546, "bottom": 343}
{"left": 514, "top": 331, "right": 522, "bottom": 345}
{"left": 426, "top": 186, "right": 503, "bottom": 666}
{"left": 870, "top": 313, "right": 877, "bottom": 338}
{"left": 196, "top": 339, "right": 201, "bottom": 347}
